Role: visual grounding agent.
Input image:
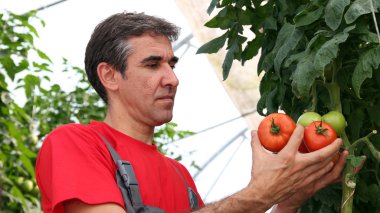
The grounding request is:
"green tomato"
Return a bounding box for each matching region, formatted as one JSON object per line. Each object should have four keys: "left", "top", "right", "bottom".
{"left": 297, "top": 112, "right": 322, "bottom": 127}
{"left": 22, "top": 179, "right": 34, "bottom": 192}
{"left": 15, "top": 177, "right": 24, "bottom": 186}
{"left": 322, "top": 111, "right": 346, "bottom": 135}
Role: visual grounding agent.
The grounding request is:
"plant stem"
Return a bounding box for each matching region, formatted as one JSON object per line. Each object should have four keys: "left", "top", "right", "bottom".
{"left": 324, "top": 78, "right": 357, "bottom": 213}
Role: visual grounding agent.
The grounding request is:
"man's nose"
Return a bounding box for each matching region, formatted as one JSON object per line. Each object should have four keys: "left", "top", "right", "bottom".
{"left": 162, "top": 65, "right": 179, "bottom": 87}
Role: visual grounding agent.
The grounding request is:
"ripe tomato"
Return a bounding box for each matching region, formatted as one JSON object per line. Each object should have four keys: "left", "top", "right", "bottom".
{"left": 322, "top": 111, "right": 346, "bottom": 135}
{"left": 297, "top": 112, "right": 322, "bottom": 127}
{"left": 304, "top": 121, "right": 337, "bottom": 152}
{"left": 258, "top": 113, "right": 296, "bottom": 152}
{"left": 298, "top": 140, "right": 309, "bottom": 153}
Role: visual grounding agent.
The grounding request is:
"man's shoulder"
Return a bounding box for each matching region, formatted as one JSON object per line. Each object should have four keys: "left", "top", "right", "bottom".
{"left": 42, "top": 122, "right": 102, "bottom": 148}
{"left": 47, "top": 123, "right": 94, "bottom": 137}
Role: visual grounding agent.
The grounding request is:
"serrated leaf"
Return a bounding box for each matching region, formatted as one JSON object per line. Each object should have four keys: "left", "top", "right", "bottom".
{"left": 325, "top": 0, "right": 350, "bottom": 30}
{"left": 260, "top": 23, "right": 300, "bottom": 74}
{"left": 294, "top": 7, "right": 324, "bottom": 27}
{"left": 204, "top": 7, "right": 235, "bottom": 29}
{"left": 291, "top": 51, "right": 322, "bottom": 98}
{"left": 197, "top": 34, "right": 227, "bottom": 54}
{"left": 242, "top": 34, "right": 263, "bottom": 64}
{"left": 207, "top": 0, "right": 219, "bottom": 15}
{"left": 344, "top": 0, "right": 380, "bottom": 24}
{"left": 352, "top": 46, "right": 380, "bottom": 98}
{"left": 314, "top": 26, "right": 354, "bottom": 71}
{"left": 274, "top": 26, "right": 303, "bottom": 74}
{"left": 222, "top": 42, "right": 239, "bottom": 80}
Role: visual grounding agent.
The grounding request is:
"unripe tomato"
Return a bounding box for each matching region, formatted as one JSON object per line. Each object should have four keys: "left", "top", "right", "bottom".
{"left": 322, "top": 111, "right": 346, "bottom": 135}
{"left": 297, "top": 112, "right": 322, "bottom": 127}
{"left": 22, "top": 179, "right": 34, "bottom": 192}
{"left": 258, "top": 113, "right": 296, "bottom": 152}
{"left": 304, "top": 121, "right": 337, "bottom": 152}
{"left": 15, "top": 177, "right": 25, "bottom": 186}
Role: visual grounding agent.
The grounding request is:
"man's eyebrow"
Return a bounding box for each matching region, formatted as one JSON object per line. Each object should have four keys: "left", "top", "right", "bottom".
{"left": 170, "top": 56, "right": 179, "bottom": 63}
{"left": 140, "top": 55, "right": 179, "bottom": 64}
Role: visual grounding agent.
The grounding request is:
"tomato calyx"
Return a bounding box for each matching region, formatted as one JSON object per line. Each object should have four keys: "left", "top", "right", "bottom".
{"left": 314, "top": 121, "right": 331, "bottom": 138}
{"left": 270, "top": 118, "right": 281, "bottom": 134}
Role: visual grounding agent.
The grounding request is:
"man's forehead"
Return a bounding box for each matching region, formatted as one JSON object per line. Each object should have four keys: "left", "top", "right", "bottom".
{"left": 128, "top": 34, "right": 174, "bottom": 59}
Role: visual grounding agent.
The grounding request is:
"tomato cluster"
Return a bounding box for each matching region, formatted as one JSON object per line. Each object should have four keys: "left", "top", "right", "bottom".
{"left": 257, "top": 111, "right": 346, "bottom": 154}
{"left": 297, "top": 111, "right": 346, "bottom": 153}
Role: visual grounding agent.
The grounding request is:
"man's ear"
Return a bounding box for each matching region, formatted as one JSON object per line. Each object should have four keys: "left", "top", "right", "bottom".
{"left": 97, "top": 62, "right": 119, "bottom": 91}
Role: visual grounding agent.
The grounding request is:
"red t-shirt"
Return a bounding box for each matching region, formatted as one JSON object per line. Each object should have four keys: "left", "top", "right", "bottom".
{"left": 36, "top": 121, "right": 204, "bottom": 212}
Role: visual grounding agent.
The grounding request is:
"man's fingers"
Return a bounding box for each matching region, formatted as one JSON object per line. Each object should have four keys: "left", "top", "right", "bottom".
{"left": 299, "top": 161, "right": 334, "bottom": 189}
{"left": 302, "top": 138, "right": 342, "bottom": 166}
{"left": 280, "top": 124, "right": 304, "bottom": 155}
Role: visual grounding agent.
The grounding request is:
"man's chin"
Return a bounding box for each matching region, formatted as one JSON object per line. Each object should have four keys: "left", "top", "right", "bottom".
{"left": 152, "top": 115, "right": 173, "bottom": 126}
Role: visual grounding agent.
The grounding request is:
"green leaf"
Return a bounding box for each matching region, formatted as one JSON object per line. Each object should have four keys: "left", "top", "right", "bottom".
{"left": 344, "top": 0, "right": 380, "bottom": 24}
{"left": 325, "top": 0, "right": 350, "bottom": 30}
{"left": 207, "top": 0, "right": 219, "bottom": 15}
{"left": 347, "top": 155, "right": 364, "bottom": 167}
{"left": 36, "top": 49, "right": 52, "bottom": 63}
{"left": 24, "top": 74, "right": 41, "bottom": 98}
{"left": 222, "top": 41, "right": 239, "bottom": 80}
{"left": 294, "top": 7, "right": 324, "bottom": 27}
{"left": 260, "top": 23, "right": 301, "bottom": 74}
{"left": 197, "top": 34, "right": 227, "bottom": 54}
{"left": 352, "top": 46, "right": 380, "bottom": 98}
{"left": 314, "top": 25, "right": 355, "bottom": 71}
{"left": 291, "top": 51, "right": 321, "bottom": 98}
{"left": 204, "top": 6, "right": 235, "bottom": 29}
{"left": 20, "top": 155, "right": 36, "bottom": 179}
{"left": 274, "top": 25, "right": 303, "bottom": 74}
{"left": 242, "top": 33, "right": 263, "bottom": 64}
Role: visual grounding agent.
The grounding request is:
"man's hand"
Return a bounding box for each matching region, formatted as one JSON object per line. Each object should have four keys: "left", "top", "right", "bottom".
{"left": 197, "top": 125, "right": 343, "bottom": 213}
{"left": 271, "top": 150, "right": 348, "bottom": 213}
{"left": 247, "top": 125, "right": 343, "bottom": 209}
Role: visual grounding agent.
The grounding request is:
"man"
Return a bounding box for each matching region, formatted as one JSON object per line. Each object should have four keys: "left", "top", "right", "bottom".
{"left": 36, "top": 12, "right": 347, "bottom": 213}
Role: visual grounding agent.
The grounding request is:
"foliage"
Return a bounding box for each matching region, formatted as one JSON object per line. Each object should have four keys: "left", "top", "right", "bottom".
{"left": 199, "top": 0, "right": 380, "bottom": 212}
{"left": 0, "top": 9, "right": 193, "bottom": 212}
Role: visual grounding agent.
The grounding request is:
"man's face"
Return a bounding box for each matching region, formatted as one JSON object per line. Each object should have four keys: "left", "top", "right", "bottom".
{"left": 115, "top": 34, "right": 179, "bottom": 127}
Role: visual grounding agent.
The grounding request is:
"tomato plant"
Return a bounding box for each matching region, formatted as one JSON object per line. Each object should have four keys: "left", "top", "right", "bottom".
{"left": 200, "top": 0, "right": 380, "bottom": 212}
{"left": 258, "top": 113, "right": 296, "bottom": 152}
{"left": 322, "top": 111, "right": 346, "bottom": 136}
{"left": 297, "top": 112, "right": 322, "bottom": 127}
{"left": 304, "top": 121, "right": 337, "bottom": 152}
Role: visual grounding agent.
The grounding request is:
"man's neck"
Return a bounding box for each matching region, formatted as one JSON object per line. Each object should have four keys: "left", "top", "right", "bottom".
{"left": 103, "top": 110, "right": 155, "bottom": 145}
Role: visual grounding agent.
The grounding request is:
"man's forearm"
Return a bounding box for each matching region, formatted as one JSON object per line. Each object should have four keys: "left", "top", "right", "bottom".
{"left": 196, "top": 187, "right": 272, "bottom": 213}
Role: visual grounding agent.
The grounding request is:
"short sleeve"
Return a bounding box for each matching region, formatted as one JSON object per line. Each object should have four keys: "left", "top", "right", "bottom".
{"left": 35, "top": 124, "right": 125, "bottom": 212}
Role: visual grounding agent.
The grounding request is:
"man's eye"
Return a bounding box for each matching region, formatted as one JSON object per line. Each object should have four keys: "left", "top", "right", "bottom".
{"left": 146, "top": 63, "right": 159, "bottom": 69}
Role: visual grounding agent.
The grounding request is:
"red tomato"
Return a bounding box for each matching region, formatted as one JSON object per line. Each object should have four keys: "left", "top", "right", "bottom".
{"left": 298, "top": 140, "right": 309, "bottom": 153}
{"left": 258, "top": 113, "right": 296, "bottom": 152}
{"left": 304, "top": 121, "right": 337, "bottom": 152}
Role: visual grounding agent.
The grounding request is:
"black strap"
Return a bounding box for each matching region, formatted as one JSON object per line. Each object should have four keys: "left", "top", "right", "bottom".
{"left": 168, "top": 161, "right": 199, "bottom": 210}
{"left": 98, "top": 133, "right": 144, "bottom": 212}
{"left": 98, "top": 132, "right": 198, "bottom": 212}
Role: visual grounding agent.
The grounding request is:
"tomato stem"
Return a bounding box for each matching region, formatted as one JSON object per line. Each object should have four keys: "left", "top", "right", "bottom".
{"left": 270, "top": 118, "right": 280, "bottom": 134}
{"left": 314, "top": 121, "right": 330, "bottom": 138}
{"left": 348, "top": 130, "right": 380, "bottom": 161}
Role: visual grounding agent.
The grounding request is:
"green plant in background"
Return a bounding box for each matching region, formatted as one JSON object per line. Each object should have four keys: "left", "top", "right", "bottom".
{"left": 0, "top": 9, "right": 193, "bottom": 212}
{"left": 198, "top": 0, "right": 380, "bottom": 212}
